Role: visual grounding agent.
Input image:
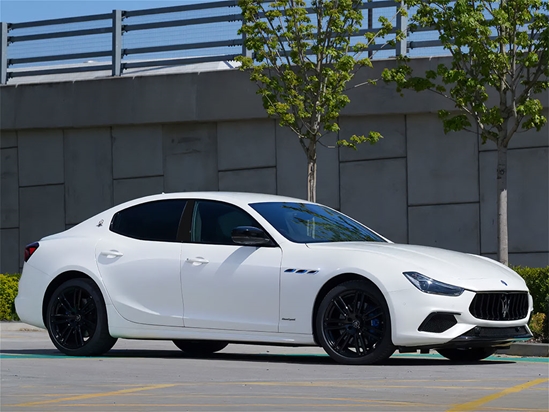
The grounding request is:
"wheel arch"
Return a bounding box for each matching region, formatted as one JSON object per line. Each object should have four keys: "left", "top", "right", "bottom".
{"left": 42, "top": 270, "right": 98, "bottom": 326}
{"left": 311, "top": 273, "right": 384, "bottom": 344}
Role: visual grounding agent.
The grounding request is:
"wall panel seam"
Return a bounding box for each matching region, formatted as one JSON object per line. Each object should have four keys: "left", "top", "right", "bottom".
{"left": 113, "top": 174, "right": 164, "bottom": 181}
{"left": 219, "top": 165, "right": 277, "bottom": 173}
{"left": 340, "top": 155, "right": 407, "bottom": 164}
{"left": 408, "top": 201, "right": 480, "bottom": 208}
{"left": 20, "top": 182, "right": 65, "bottom": 189}
{"left": 480, "top": 145, "right": 549, "bottom": 152}
{"left": 404, "top": 114, "right": 409, "bottom": 244}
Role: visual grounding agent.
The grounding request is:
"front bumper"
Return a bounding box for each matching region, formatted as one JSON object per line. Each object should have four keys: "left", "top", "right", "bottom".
{"left": 389, "top": 288, "right": 533, "bottom": 347}
{"left": 398, "top": 325, "right": 532, "bottom": 351}
{"left": 434, "top": 325, "right": 532, "bottom": 349}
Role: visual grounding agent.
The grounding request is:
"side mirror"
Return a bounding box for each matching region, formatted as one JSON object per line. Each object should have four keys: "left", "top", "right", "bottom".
{"left": 231, "top": 226, "right": 273, "bottom": 247}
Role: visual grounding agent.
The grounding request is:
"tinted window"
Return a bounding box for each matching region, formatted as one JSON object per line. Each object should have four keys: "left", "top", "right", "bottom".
{"left": 110, "top": 200, "right": 187, "bottom": 242}
{"left": 192, "top": 200, "right": 260, "bottom": 245}
{"left": 251, "top": 202, "right": 385, "bottom": 243}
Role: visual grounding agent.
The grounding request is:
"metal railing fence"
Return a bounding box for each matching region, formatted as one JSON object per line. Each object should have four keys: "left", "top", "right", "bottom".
{"left": 0, "top": 0, "right": 444, "bottom": 85}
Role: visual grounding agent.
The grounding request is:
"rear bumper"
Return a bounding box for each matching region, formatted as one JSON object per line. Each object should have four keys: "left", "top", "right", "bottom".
{"left": 14, "top": 263, "right": 50, "bottom": 329}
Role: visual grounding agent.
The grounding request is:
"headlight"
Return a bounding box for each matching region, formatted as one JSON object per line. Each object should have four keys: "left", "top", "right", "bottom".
{"left": 403, "top": 272, "right": 464, "bottom": 296}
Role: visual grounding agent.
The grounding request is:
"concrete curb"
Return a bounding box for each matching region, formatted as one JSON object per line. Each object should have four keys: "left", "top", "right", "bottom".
{"left": 497, "top": 343, "right": 549, "bottom": 357}
{"left": 0, "top": 321, "right": 45, "bottom": 332}
{"left": 2, "top": 322, "right": 548, "bottom": 357}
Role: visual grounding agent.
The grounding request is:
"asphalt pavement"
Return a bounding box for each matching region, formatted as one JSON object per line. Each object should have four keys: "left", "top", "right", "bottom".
{"left": 1, "top": 323, "right": 548, "bottom": 411}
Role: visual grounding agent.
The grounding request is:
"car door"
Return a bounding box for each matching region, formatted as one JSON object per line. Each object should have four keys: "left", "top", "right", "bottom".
{"left": 181, "top": 200, "right": 282, "bottom": 332}
{"left": 95, "top": 199, "right": 187, "bottom": 327}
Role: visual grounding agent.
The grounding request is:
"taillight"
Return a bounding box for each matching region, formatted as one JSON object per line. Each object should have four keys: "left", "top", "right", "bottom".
{"left": 24, "top": 242, "right": 39, "bottom": 262}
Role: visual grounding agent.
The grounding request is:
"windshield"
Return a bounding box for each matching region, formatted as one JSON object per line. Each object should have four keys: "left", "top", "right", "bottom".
{"left": 250, "top": 202, "right": 385, "bottom": 244}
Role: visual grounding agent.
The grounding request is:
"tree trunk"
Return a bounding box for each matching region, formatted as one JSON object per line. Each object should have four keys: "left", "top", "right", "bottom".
{"left": 307, "top": 143, "right": 317, "bottom": 203}
{"left": 496, "top": 144, "right": 509, "bottom": 266}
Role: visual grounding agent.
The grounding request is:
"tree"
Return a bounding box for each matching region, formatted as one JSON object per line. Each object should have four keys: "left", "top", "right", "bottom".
{"left": 237, "top": 0, "right": 399, "bottom": 202}
{"left": 382, "top": 0, "right": 548, "bottom": 265}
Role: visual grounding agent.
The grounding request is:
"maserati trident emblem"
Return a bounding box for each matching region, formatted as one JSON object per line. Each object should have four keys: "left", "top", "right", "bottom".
{"left": 500, "top": 296, "right": 510, "bottom": 319}
{"left": 500, "top": 280, "right": 508, "bottom": 286}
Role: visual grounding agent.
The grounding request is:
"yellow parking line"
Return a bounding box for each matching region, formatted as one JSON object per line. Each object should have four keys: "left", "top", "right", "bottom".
{"left": 227, "top": 381, "right": 537, "bottom": 391}
{"left": 11, "top": 383, "right": 177, "bottom": 408}
{"left": 481, "top": 408, "right": 549, "bottom": 411}
{"left": 447, "top": 378, "right": 548, "bottom": 412}
{"left": 48, "top": 402, "right": 428, "bottom": 409}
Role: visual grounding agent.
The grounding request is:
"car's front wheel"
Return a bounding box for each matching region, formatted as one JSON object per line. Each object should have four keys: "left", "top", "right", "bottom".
{"left": 173, "top": 340, "right": 228, "bottom": 355}
{"left": 316, "top": 280, "right": 395, "bottom": 365}
{"left": 46, "top": 278, "right": 117, "bottom": 356}
{"left": 437, "top": 347, "right": 496, "bottom": 362}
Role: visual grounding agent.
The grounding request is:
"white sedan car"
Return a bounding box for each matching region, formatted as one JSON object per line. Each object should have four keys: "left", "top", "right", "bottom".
{"left": 16, "top": 192, "right": 532, "bottom": 365}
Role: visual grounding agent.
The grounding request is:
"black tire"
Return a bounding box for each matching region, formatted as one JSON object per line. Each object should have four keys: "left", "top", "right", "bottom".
{"left": 45, "top": 278, "right": 117, "bottom": 356}
{"left": 173, "top": 340, "right": 228, "bottom": 355}
{"left": 437, "top": 347, "right": 496, "bottom": 362}
{"left": 316, "top": 280, "right": 395, "bottom": 365}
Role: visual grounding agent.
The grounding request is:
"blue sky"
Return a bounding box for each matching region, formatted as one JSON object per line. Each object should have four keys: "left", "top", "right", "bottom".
{"left": 1, "top": 1, "right": 198, "bottom": 23}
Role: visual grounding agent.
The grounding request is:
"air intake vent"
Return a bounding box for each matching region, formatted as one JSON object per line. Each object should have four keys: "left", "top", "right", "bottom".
{"left": 418, "top": 312, "right": 458, "bottom": 333}
{"left": 469, "top": 292, "right": 529, "bottom": 321}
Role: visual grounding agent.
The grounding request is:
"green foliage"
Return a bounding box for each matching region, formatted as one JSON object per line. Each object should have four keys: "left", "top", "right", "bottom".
{"left": 0, "top": 274, "right": 21, "bottom": 321}
{"left": 237, "top": 0, "right": 397, "bottom": 142}
{"left": 382, "top": 0, "right": 549, "bottom": 147}
{"left": 513, "top": 265, "right": 549, "bottom": 341}
{"left": 237, "top": 0, "right": 402, "bottom": 200}
{"left": 528, "top": 312, "right": 548, "bottom": 342}
{"left": 338, "top": 131, "right": 383, "bottom": 149}
{"left": 513, "top": 266, "right": 549, "bottom": 315}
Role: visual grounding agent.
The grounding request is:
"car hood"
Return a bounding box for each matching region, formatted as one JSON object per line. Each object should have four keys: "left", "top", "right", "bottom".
{"left": 306, "top": 242, "right": 527, "bottom": 290}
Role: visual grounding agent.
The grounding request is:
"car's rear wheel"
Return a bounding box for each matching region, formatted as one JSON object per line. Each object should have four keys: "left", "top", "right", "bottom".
{"left": 46, "top": 278, "right": 117, "bottom": 356}
{"left": 316, "top": 280, "right": 395, "bottom": 365}
{"left": 173, "top": 340, "right": 228, "bottom": 355}
{"left": 437, "top": 347, "right": 496, "bottom": 362}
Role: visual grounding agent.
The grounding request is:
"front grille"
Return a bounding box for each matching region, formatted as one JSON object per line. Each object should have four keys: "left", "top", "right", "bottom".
{"left": 469, "top": 292, "right": 529, "bottom": 321}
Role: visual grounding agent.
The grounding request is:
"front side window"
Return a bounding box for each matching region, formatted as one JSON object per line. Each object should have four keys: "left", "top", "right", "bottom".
{"left": 110, "top": 200, "right": 187, "bottom": 242}
{"left": 191, "top": 200, "right": 260, "bottom": 245}
{"left": 251, "top": 202, "right": 385, "bottom": 244}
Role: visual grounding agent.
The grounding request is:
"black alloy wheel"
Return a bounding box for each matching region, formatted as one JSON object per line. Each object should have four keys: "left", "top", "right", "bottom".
{"left": 46, "top": 278, "right": 117, "bottom": 356}
{"left": 316, "top": 280, "right": 395, "bottom": 365}
{"left": 437, "top": 347, "right": 497, "bottom": 362}
{"left": 173, "top": 340, "right": 229, "bottom": 355}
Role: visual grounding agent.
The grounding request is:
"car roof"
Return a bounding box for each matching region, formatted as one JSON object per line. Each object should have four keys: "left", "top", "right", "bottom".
{"left": 115, "top": 192, "right": 311, "bottom": 210}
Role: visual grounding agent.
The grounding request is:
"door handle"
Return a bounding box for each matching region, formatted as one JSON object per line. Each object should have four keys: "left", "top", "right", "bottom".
{"left": 186, "top": 257, "right": 209, "bottom": 265}
{"left": 100, "top": 250, "right": 124, "bottom": 258}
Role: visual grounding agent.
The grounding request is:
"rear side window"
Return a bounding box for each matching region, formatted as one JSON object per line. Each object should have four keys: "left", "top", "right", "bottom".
{"left": 110, "top": 200, "right": 187, "bottom": 242}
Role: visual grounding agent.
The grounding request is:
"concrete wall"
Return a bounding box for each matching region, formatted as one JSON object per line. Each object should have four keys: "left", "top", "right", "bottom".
{"left": 1, "top": 57, "right": 548, "bottom": 272}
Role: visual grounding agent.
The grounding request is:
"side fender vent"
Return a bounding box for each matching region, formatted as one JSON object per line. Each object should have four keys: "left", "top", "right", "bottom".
{"left": 284, "top": 268, "right": 319, "bottom": 275}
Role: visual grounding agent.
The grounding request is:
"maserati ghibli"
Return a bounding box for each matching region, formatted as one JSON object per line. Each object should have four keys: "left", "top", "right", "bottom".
{"left": 15, "top": 192, "right": 533, "bottom": 364}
